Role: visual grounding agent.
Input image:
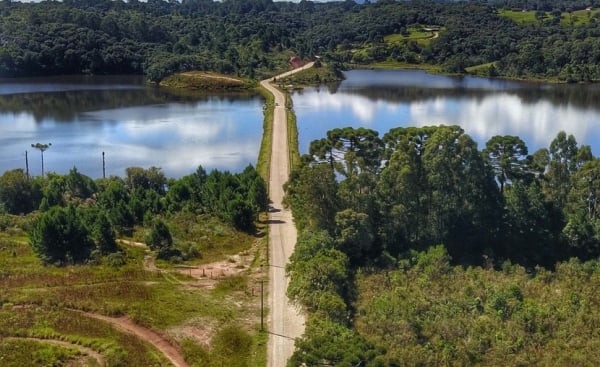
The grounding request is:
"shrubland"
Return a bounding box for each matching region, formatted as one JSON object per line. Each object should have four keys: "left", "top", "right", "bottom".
{"left": 0, "top": 164, "right": 269, "bottom": 366}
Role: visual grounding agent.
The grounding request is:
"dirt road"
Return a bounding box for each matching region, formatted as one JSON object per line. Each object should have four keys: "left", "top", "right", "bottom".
{"left": 84, "top": 312, "right": 189, "bottom": 367}
{"left": 261, "top": 63, "right": 312, "bottom": 367}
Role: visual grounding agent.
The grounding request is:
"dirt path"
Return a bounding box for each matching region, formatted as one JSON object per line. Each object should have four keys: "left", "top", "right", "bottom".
{"left": 82, "top": 312, "right": 189, "bottom": 367}
{"left": 2, "top": 337, "right": 104, "bottom": 366}
{"left": 261, "top": 63, "right": 313, "bottom": 367}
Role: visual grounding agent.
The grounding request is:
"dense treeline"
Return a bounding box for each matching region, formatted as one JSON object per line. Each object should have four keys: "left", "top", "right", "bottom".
{"left": 285, "top": 126, "right": 600, "bottom": 365}
{"left": 0, "top": 0, "right": 598, "bottom": 82}
{"left": 287, "top": 126, "right": 596, "bottom": 267}
{"left": 0, "top": 165, "right": 267, "bottom": 264}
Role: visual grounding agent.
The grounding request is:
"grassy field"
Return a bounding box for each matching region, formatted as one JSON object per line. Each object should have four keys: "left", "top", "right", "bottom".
{"left": 498, "top": 9, "right": 539, "bottom": 24}
{"left": 0, "top": 214, "right": 267, "bottom": 367}
{"left": 499, "top": 8, "right": 599, "bottom": 26}
{"left": 159, "top": 71, "right": 257, "bottom": 90}
{"left": 384, "top": 26, "right": 440, "bottom": 46}
{"left": 365, "top": 60, "right": 442, "bottom": 73}
{"left": 560, "top": 8, "right": 600, "bottom": 26}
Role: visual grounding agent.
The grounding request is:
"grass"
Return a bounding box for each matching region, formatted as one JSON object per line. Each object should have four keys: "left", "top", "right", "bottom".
{"left": 365, "top": 59, "right": 442, "bottom": 73}
{"left": 0, "top": 338, "right": 83, "bottom": 367}
{"left": 0, "top": 308, "right": 169, "bottom": 366}
{"left": 560, "top": 8, "right": 600, "bottom": 26}
{"left": 498, "top": 9, "right": 539, "bottom": 24}
{"left": 384, "top": 25, "right": 441, "bottom": 46}
{"left": 0, "top": 215, "right": 267, "bottom": 366}
{"left": 164, "top": 212, "right": 257, "bottom": 265}
{"left": 159, "top": 71, "right": 257, "bottom": 90}
{"left": 499, "top": 8, "right": 600, "bottom": 26}
{"left": 286, "top": 94, "right": 301, "bottom": 171}
{"left": 256, "top": 85, "right": 274, "bottom": 184}
{"left": 276, "top": 63, "right": 343, "bottom": 88}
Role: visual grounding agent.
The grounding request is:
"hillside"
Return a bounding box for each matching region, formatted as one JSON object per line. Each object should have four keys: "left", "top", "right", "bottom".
{"left": 0, "top": 0, "right": 598, "bottom": 82}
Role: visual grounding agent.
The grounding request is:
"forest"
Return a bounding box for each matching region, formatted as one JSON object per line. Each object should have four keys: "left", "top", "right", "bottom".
{"left": 0, "top": 0, "right": 598, "bottom": 82}
{"left": 284, "top": 126, "right": 600, "bottom": 365}
{"left": 0, "top": 164, "right": 267, "bottom": 264}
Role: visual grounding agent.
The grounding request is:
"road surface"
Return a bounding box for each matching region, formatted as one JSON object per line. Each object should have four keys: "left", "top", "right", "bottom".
{"left": 261, "top": 63, "right": 313, "bottom": 367}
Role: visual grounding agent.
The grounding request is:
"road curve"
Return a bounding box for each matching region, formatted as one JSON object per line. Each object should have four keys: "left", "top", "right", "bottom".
{"left": 261, "top": 62, "right": 312, "bottom": 367}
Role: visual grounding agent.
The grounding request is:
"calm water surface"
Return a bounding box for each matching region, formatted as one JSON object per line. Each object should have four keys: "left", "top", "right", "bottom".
{"left": 0, "top": 75, "right": 264, "bottom": 178}
{"left": 292, "top": 70, "right": 600, "bottom": 155}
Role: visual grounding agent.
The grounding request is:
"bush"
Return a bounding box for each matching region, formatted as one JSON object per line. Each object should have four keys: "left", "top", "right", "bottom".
{"left": 28, "top": 205, "right": 95, "bottom": 264}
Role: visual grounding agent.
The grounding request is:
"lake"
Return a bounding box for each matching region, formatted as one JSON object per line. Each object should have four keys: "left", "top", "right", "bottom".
{"left": 1, "top": 71, "right": 598, "bottom": 180}
{"left": 291, "top": 70, "right": 600, "bottom": 156}
{"left": 0, "top": 75, "right": 265, "bottom": 178}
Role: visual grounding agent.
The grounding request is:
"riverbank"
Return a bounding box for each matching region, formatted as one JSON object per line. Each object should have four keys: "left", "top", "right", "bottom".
{"left": 357, "top": 60, "right": 591, "bottom": 84}
{"left": 159, "top": 71, "right": 257, "bottom": 90}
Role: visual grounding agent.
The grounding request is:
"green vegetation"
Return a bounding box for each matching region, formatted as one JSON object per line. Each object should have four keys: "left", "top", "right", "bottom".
{"left": 0, "top": 0, "right": 598, "bottom": 83}
{"left": 285, "top": 125, "right": 600, "bottom": 365}
{"left": 356, "top": 247, "right": 600, "bottom": 366}
{"left": 0, "top": 162, "right": 269, "bottom": 366}
{"left": 499, "top": 8, "right": 600, "bottom": 26}
{"left": 383, "top": 26, "right": 441, "bottom": 46}
{"left": 498, "top": 9, "right": 541, "bottom": 24}
{"left": 276, "top": 62, "right": 344, "bottom": 88}
{"left": 160, "top": 71, "right": 257, "bottom": 90}
{"left": 0, "top": 339, "right": 84, "bottom": 367}
{"left": 286, "top": 94, "right": 301, "bottom": 171}
{"left": 256, "top": 86, "right": 275, "bottom": 183}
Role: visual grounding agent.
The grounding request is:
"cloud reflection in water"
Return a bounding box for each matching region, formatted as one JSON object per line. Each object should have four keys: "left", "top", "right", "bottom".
{"left": 293, "top": 72, "right": 600, "bottom": 155}
{"left": 0, "top": 99, "right": 263, "bottom": 178}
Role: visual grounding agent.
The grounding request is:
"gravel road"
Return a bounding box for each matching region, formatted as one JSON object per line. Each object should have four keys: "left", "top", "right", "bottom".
{"left": 261, "top": 63, "right": 312, "bottom": 367}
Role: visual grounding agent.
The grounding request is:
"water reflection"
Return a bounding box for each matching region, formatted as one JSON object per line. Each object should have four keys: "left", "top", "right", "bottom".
{"left": 0, "top": 76, "right": 264, "bottom": 178}
{"left": 293, "top": 70, "right": 600, "bottom": 154}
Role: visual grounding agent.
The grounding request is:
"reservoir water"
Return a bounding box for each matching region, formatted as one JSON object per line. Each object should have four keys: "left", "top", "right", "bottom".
{"left": 1, "top": 70, "right": 599, "bottom": 179}
{"left": 291, "top": 70, "right": 600, "bottom": 156}
{"left": 0, "top": 75, "right": 265, "bottom": 178}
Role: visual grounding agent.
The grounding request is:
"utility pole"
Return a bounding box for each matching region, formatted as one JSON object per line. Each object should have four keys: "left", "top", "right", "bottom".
{"left": 25, "top": 150, "right": 29, "bottom": 179}
{"left": 258, "top": 279, "right": 266, "bottom": 331}
{"left": 102, "top": 151, "right": 106, "bottom": 179}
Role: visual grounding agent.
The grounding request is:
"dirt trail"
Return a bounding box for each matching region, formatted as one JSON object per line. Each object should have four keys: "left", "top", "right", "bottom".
{"left": 82, "top": 312, "right": 188, "bottom": 367}
{"left": 2, "top": 337, "right": 104, "bottom": 366}
{"left": 261, "top": 63, "right": 313, "bottom": 367}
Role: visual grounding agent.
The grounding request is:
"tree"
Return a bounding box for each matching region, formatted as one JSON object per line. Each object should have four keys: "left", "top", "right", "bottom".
{"left": 145, "top": 219, "right": 180, "bottom": 260}
{"left": 289, "top": 316, "right": 377, "bottom": 367}
{"left": 545, "top": 131, "right": 579, "bottom": 210}
{"left": 287, "top": 247, "right": 350, "bottom": 315}
{"left": 125, "top": 166, "right": 166, "bottom": 194}
{"left": 503, "top": 181, "right": 563, "bottom": 265}
{"left": 29, "top": 205, "right": 95, "bottom": 264}
{"left": 0, "top": 169, "right": 42, "bottom": 214}
{"left": 563, "top": 159, "right": 600, "bottom": 257}
{"left": 31, "top": 142, "right": 52, "bottom": 176}
{"left": 334, "top": 209, "right": 374, "bottom": 263}
{"left": 92, "top": 213, "right": 118, "bottom": 255}
{"left": 145, "top": 219, "right": 172, "bottom": 250}
{"left": 65, "top": 167, "right": 97, "bottom": 200}
{"left": 285, "top": 161, "right": 339, "bottom": 232}
{"left": 227, "top": 196, "right": 255, "bottom": 232}
{"left": 483, "top": 135, "right": 529, "bottom": 193}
